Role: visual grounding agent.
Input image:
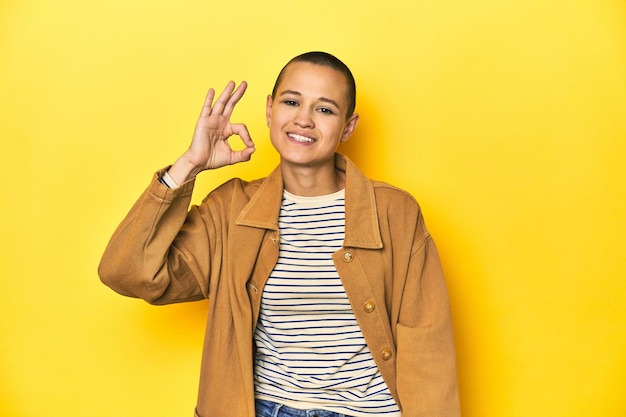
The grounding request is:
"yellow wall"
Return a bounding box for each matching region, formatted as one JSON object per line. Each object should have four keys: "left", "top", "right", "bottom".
{"left": 1, "top": 0, "right": 625, "bottom": 415}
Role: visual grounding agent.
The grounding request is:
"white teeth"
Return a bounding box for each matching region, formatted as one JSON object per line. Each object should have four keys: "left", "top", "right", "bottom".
{"left": 289, "top": 133, "right": 315, "bottom": 143}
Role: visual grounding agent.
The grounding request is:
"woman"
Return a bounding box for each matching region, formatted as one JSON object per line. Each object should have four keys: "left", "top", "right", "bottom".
{"left": 99, "top": 51, "right": 460, "bottom": 417}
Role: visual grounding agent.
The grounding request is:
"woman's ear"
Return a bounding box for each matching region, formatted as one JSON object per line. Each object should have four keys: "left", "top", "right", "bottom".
{"left": 340, "top": 113, "right": 360, "bottom": 143}
{"left": 266, "top": 95, "right": 273, "bottom": 127}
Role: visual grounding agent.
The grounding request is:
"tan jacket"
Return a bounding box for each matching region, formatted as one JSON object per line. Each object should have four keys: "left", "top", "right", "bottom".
{"left": 99, "top": 154, "right": 460, "bottom": 417}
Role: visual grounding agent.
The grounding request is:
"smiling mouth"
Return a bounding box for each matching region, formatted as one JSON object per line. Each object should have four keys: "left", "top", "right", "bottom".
{"left": 288, "top": 133, "right": 315, "bottom": 143}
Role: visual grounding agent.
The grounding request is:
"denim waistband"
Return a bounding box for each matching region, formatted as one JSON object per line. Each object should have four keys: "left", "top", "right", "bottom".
{"left": 255, "top": 399, "right": 351, "bottom": 417}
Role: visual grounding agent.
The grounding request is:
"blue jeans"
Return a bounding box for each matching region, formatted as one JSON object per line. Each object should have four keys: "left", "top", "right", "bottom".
{"left": 255, "top": 399, "right": 350, "bottom": 417}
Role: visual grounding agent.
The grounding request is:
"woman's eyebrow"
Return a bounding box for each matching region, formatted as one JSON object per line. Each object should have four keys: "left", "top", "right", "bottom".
{"left": 318, "top": 97, "right": 340, "bottom": 108}
{"left": 279, "top": 90, "right": 340, "bottom": 108}
{"left": 279, "top": 89, "right": 302, "bottom": 97}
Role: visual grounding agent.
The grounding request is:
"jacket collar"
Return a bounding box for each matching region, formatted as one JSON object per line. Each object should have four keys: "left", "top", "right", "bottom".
{"left": 236, "top": 153, "right": 383, "bottom": 249}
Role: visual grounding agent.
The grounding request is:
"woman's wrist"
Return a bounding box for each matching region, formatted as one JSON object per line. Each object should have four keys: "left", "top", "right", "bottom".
{"left": 167, "top": 153, "right": 206, "bottom": 185}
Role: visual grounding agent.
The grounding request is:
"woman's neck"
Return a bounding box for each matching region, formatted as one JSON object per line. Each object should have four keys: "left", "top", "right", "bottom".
{"left": 279, "top": 161, "right": 345, "bottom": 197}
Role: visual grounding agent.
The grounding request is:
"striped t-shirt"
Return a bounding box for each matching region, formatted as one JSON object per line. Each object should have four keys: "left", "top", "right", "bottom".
{"left": 253, "top": 189, "right": 401, "bottom": 417}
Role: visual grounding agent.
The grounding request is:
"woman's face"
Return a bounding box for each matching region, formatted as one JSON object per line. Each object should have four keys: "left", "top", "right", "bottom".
{"left": 266, "top": 61, "right": 359, "bottom": 170}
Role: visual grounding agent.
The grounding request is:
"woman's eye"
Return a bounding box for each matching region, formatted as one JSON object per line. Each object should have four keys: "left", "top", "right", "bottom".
{"left": 283, "top": 100, "right": 298, "bottom": 106}
{"left": 318, "top": 107, "right": 334, "bottom": 115}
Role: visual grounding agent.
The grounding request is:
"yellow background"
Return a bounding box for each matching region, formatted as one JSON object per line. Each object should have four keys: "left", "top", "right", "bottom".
{"left": 1, "top": 0, "right": 625, "bottom": 415}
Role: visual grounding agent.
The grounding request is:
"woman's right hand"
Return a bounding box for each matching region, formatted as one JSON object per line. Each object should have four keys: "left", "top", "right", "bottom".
{"left": 167, "top": 81, "right": 256, "bottom": 184}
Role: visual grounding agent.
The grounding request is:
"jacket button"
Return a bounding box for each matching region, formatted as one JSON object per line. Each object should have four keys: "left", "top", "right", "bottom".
{"left": 381, "top": 349, "right": 393, "bottom": 361}
{"left": 363, "top": 301, "right": 375, "bottom": 313}
{"left": 343, "top": 251, "right": 354, "bottom": 262}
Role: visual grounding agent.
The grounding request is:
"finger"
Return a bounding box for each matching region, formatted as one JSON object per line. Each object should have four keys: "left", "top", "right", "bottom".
{"left": 222, "top": 81, "right": 248, "bottom": 117}
{"left": 230, "top": 123, "right": 254, "bottom": 148}
{"left": 211, "top": 81, "right": 236, "bottom": 115}
{"left": 233, "top": 146, "right": 256, "bottom": 163}
{"left": 198, "top": 88, "right": 216, "bottom": 118}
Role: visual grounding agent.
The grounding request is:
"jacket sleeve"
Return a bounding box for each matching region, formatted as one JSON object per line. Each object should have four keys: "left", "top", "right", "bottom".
{"left": 98, "top": 170, "right": 215, "bottom": 305}
{"left": 396, "top": 224, "right": 461, "bottom": 416}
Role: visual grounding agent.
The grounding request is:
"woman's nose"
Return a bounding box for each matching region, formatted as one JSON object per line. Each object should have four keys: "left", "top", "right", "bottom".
{"left": 294, "top": 107, "right": 314, "bottom": 128}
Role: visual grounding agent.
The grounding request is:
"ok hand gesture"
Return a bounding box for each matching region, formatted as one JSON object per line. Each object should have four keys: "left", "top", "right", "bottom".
{"left": 168, "top": 81, "right": 255, "bottom": 184}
